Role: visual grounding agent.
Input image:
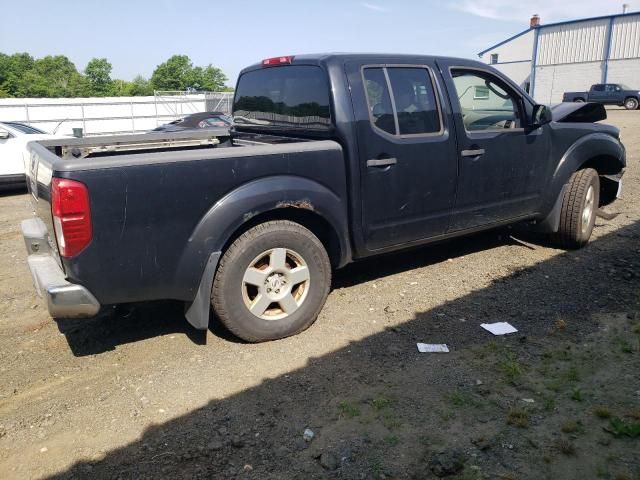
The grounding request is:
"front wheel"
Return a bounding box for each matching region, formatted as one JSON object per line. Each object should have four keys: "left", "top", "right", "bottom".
{"left": 212, "top": 220, "right": 331, "bottom": 342}
{"left": 624, "top": 97, "right": 639, "bottom": 110}
{"left": 555, "top": 168, "right": 600, "bottom": 249}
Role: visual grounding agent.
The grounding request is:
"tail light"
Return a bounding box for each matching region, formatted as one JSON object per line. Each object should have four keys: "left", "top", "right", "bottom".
{"left": 51, "top": 178, "right": 92, "bottom": 257}
{"left": 262, "top": 56, "right": 294, "bottom": 66}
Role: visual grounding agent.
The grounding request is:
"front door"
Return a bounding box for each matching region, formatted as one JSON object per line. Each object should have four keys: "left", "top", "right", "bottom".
{"left": 437, "top": 62, "right": 550, "bottom": 231}
{"left": 345, "top": 62, "right": 458, "bottom": 251}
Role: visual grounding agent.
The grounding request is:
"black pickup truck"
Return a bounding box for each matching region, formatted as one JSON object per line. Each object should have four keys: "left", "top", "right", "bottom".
{"left": 22, "top": 54, "right": 626, "bottom": 342}
{"left": 563, "top": 83, "right": 640, "bottom": 110}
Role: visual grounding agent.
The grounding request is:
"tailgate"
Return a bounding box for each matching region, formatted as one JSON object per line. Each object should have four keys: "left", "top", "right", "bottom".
{"left": 25, "top": 141, "right": 62, "bottom": 266}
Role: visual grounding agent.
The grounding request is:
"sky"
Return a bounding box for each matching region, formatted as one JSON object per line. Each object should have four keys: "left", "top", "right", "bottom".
{"left": 1, "top": 0, "right": 638, "bottom": 87}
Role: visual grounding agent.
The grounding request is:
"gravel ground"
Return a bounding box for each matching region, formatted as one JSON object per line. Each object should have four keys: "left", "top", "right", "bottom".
{"left": 0, "top": 110, "right": 639, "bottom": 480}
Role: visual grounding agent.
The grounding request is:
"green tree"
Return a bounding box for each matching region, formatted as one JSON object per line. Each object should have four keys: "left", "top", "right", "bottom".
{"left": 21, "top": 55, "right": 88, "bottom": 97}
{"left": 85, "top": 58, "right": 113, "bottom": 96}
{"left": 0, "top": 52, "right": 35, "bottom": 97}
{"left": 150, "top": 55, "right": 227, "bottom": 91}
{"left": 129, "top": 75, "right": 154, "bottom": 96}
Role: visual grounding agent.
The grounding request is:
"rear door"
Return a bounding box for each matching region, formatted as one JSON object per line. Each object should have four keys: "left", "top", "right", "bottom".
{"left": 437, "top": 62, "right": 550, "bottom": 231}
{"left": 588, "top": 84, "right": 607, "bottom": 102}
{"left": 345, "top": 61, "right": 458, "bottom": 251}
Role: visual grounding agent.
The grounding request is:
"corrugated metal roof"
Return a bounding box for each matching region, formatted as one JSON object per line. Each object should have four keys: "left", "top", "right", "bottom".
{"left": 610, "top": 14, "right": 640, "bottom": 58}
{"left": 536, "top": 19, "right": 609, "bottom": 65}
{"left": 478, "top": 10, "right": 640, "bottom": 57}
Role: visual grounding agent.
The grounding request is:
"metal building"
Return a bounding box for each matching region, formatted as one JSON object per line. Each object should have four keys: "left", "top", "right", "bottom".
{"left": 478, "top": 11, "right": 640, "bottom": 104}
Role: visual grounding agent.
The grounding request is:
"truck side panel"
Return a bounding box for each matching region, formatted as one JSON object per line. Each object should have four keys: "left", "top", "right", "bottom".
{"left": 41, "top": 141, "right": 347, "bottom": 306}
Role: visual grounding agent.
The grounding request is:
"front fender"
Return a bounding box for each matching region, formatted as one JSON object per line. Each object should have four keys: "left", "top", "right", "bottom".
{"left": 542, "top": 133, "right": 625, "bottom": 215}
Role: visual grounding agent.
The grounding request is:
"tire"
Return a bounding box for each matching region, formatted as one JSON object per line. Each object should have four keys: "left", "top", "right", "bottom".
{"left": 574, "top": 98, "right": 585, "bottom": 103}
{"left": 556, "top": 168, "right": 600, "bottom": 249}
{"left": 212, "top": 220, "right": 331, "bottom": 342}
{"left": 624, "top": 97, "right": 639, "bottom": 110}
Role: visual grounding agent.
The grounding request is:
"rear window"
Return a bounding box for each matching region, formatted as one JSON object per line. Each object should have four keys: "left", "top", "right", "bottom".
{"left": 233, "top": 65, "right": 331, "bottom": 131}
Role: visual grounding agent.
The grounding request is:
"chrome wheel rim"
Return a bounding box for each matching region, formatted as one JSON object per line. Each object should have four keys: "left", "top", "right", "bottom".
{"left": 241, "top": 248, "right": 310, "bottom": 320}
{"left": 626, "top": 99, "right": 637, "bottom": 109}
{"left": 582, "top": 185, "right": 595, "bottom": 234}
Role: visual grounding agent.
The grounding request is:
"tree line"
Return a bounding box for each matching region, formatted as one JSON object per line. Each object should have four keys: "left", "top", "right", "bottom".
{"left": 0, "top": 53, "right": 230, "bottom": 98}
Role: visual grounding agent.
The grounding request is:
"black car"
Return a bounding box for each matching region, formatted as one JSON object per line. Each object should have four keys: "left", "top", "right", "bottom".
{"left": 152, "top": 112, "right": 232, "bottom": 132}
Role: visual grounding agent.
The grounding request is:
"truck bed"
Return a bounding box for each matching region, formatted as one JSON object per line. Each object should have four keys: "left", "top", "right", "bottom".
{"left": 25, "top": 128, "right": 346, "bottom": 309}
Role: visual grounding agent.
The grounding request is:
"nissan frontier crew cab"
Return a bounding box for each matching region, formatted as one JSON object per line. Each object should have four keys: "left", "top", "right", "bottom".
{"left": 22, "top": 54, "right": 626, "bottom": 342}
{"left": 563, "top": 83, "right": 640, "bottom": 110}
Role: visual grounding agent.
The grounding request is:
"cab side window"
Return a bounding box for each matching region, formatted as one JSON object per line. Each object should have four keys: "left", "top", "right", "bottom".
{"left": 387, "top": 68, "right": 441, "bottom": 135}
{"left": 363, "top": 68, "right": 396, "bottom": 135}
{"left": 363, "top": 66, "right": 441, "bottom": 136}
{"left": 450, "top": 69, "right": 521, "bottom": 131}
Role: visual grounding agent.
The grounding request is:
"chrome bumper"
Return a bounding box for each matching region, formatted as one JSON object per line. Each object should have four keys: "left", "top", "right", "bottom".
{"left": 21, "top": 218, "right": 100, "bottom": 318}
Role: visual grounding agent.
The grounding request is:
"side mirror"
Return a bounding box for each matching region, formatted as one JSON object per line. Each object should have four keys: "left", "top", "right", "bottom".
{"left": 0, "top": 129, "right": 9, "bottom": 139}
{"left": 532, "top": 104, "right": 552, "bottom": 128}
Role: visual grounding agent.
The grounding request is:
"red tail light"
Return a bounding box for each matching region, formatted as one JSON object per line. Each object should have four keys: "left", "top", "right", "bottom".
{"left": 262, "top": 56, "right": 294, "bottom": 66}
{"left": 51, "top": 178, "right": 92, "bottom": 258}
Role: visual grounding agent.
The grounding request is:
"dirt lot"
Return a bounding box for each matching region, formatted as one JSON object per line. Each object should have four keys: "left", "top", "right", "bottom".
{"left": 1, "top": 110, "right": 639, "bottom": 480}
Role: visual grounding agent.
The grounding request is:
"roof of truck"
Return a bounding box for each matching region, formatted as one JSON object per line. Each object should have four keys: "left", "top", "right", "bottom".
{"left": 239, "top": 53, "right": 486, "bottom": 75}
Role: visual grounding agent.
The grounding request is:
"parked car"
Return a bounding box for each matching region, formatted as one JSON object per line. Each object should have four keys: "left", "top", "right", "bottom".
{"left": 0, "top": 122, "right": 59, "bottom": 190}
{"left": 22, "top": 54, "right": 625, "bottom": 342}
{"left": 152, "top": 112, "right": 232, "bottom": 132}
{"left": 563, "top": 83, "right": 640, "bottom": 110}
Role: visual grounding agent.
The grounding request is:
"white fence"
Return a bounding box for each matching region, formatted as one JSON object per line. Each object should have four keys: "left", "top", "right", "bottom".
{"left": 0, "top": 92, "right": 234, "bottom": 137}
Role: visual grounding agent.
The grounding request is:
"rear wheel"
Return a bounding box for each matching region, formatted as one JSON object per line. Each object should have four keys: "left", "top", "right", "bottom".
{"left": 555, "top": 168, "right": 600, "bottom": 249}
{"left": 624, "top": 97, "right": 639, "bottom": 110}
{"left": 212, "top": 220, "right": 331, "bottom": 342}
{"left": 574, "top": 98, "right": 585, "bottom": 103}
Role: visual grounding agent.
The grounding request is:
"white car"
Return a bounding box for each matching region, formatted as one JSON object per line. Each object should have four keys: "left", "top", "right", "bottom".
{"left": 0, "top": 122, "right": 60, "bottom": 190}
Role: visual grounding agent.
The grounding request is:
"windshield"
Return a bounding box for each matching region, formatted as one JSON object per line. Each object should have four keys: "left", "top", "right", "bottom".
{"left": 3, "top": 122, "right": 46, "bottom": 134}
{"left": 233, "top": 65, "right": 331, "bottom": 131}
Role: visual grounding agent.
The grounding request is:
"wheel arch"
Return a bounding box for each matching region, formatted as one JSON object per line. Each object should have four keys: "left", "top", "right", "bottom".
{"left": 180, "top": 175, "right": 351, "bottom": 330}
{"left": 535, "top": 133, "right": 625, "bottom": 232}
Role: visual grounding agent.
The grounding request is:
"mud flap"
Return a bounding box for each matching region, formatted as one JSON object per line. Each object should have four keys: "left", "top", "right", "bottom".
{"left": 184, "top": 251, "right": 221, "bottom": 330}
{"left": 532, "top": 184, "right": 567, "bottom": 233}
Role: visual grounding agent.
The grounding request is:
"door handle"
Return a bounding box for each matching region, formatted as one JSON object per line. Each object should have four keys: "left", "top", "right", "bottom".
{"left": 461, "top": 149, "right": 485, "bottom": 157}
{"left": 367, "top": 157, "right": 397, "bottom": 167}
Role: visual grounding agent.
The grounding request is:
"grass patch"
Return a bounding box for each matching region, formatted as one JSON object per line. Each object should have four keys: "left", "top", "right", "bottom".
{"left": 381, "top": 409, "right": 402, "bottom": 430}
{"left": 593, "top": 406, "right": 612, "bottom": 419}
{"left": 338, "top": 401, "right": 360, "bottom": 418}
{"left": 543, "top": 396, "right": 556, "bottom": 412}
{"left": 570, "top": 387, "right": 585, "bottom": 402}
{"left": 384, "top": 434, "right": 399, "bottom": 446}
{"left": 370, "top": 396, "right": 394, "bottom": 411}
{"left": 567, "top": 365, "right": 580, "bottom": 382}
{"left": 555, "top": 438, "right": 576, "bottom": 456}
{"left": 613, "top": 337, "right": 634, "bottom": 354}
{"left": 605, "top": 417, "right": 640, "bottom": 438}
{"left": 497, "top": 355, "right": 526, "bottom": 385}
{"left": 448, "top": 388, "right": 482, "bottom": 408}
{"left": 507, "top": 408, "right": 530, "bottom": 428}
{"left": 561, "top": 419, "right": 581, "bottom": 434}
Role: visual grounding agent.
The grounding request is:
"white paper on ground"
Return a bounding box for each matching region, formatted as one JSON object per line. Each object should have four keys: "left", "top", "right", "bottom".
{"left": 416, "top": 343, "right": 450, "bottom": 353}
{"left": 480, "top": 322, "right": 518, "bottom": 335}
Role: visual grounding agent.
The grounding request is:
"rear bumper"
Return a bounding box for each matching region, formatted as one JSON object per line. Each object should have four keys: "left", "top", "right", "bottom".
{"left": 21, "top": 218, "right": 100, "bottom": 318}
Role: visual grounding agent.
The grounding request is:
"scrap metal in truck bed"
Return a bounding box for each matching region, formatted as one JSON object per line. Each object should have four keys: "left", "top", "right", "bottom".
{"left": 21, "top": 53, "right": 626, "bottom": 342}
